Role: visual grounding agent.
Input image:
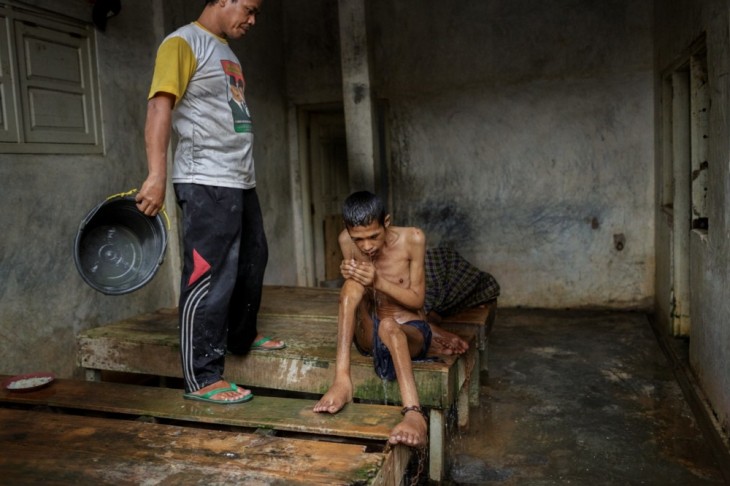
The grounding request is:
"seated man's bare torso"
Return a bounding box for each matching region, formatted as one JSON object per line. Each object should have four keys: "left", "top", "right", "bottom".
{"left": 345, "top": 226, "right": 426, "bottom": 353}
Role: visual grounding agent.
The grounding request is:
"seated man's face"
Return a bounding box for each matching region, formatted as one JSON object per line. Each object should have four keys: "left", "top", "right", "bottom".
{"left": 347, "top": 221, "right": 386, "bottom": 259}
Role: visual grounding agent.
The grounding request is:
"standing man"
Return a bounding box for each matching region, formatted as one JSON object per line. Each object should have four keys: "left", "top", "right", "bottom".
{"left": 136, "top": 0, "right": 283, "bottom": 405}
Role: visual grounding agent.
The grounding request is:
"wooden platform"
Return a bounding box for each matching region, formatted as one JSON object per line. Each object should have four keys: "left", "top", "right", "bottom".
{"left": 260, "top": 285, "right": 497, "bottom": 372}
{"left": 0, "top": 375, "right": 409, "bottom": 485}
{"left": 76, "top": 285, "right": 495, "bottom": 481}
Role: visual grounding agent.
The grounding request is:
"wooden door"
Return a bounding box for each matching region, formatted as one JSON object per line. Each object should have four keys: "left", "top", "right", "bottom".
{"left": 308, "top": 112, "right": 349, "bottom": 285}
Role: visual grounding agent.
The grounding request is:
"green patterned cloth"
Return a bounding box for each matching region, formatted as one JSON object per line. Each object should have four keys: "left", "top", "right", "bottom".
{"left": 424, "top": 247, "right": 500, "bottom": 316}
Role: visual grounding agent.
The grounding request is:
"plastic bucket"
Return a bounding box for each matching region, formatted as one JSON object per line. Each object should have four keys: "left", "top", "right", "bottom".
{"left": 74, "top": 195, "right": 168, "bottom": 295}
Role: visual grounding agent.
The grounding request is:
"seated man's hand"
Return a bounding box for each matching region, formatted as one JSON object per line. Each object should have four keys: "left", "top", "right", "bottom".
{"left": 340, "top": 259, "right": 375, "bottom": 287}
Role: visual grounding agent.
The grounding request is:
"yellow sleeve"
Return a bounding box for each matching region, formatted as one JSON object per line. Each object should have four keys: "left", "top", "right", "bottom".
{"left": 148, "top": 36, "right": 197, "bottom": 104}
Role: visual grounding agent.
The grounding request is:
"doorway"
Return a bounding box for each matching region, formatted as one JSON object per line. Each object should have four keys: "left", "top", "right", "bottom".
{"left": 660, "top": 42, "right": 709, "bottom": 337}
{"left": 301, "top": 108, "right": 349, "bottom": 287}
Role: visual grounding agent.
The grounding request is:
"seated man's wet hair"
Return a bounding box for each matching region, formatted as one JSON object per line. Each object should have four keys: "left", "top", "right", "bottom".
{"left": 342, "top": 191, "right": 386, "bottom": 228}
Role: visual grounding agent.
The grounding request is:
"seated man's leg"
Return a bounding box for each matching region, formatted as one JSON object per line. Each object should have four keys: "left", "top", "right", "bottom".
{"left": 313, "top": 279, "right": 371, "bottom": 413}
{"left": 377, "top": 318, "right": 429, "bottom": 447}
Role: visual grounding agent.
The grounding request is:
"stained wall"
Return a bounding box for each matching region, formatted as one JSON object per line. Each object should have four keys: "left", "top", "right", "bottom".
{"left": 283, "top": 0, "right": 655, "bottom": 308}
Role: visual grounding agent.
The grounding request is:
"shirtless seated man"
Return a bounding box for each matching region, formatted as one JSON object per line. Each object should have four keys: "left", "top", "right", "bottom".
{"left": 313, "top": 191, "right": 469, "bottom": 448}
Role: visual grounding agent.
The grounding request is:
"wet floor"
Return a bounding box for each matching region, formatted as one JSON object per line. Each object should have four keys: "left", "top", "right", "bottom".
{"left": 444, "top": 309, "right": 728, "bottom": 485}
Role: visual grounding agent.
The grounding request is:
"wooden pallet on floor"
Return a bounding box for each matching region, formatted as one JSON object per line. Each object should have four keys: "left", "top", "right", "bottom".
{"left": 0, "top": 376, "right": 410, "bottom": 485}
{"left": 260, "top": 285, "right": 497, "bottom": 374}
{"left": 76, "top": 285, "right": 490, "bottom": 481}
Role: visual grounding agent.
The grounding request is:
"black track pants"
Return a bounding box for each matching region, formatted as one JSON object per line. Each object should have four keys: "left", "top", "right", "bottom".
{"left": 175, "top": 184, "right": 268, "bottom": 393}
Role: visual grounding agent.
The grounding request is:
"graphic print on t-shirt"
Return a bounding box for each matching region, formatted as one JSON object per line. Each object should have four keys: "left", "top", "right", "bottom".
{"left": 221, "top": 60, "right": 252, "bottom": 133}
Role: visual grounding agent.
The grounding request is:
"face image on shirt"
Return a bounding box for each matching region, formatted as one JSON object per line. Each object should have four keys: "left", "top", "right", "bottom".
{"left": 221, "top": 59, "right": 252, "bottom": 133}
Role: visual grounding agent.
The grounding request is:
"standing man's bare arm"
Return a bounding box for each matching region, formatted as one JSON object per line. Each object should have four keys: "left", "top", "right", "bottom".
{"left": 136, "top": 93, "right": 175, "bottom": 217}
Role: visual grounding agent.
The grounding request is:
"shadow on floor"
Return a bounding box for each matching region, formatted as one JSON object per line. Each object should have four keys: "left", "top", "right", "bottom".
{"left": 444, "top": 309, "right": 728, "bottom": 485}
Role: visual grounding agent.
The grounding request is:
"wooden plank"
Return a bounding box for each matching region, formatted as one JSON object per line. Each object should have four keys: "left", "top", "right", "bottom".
{"left": 260, "top": 286, "right": 495, "bottom": 332}
{"left": 260, "top": 285, "right": 340, "bottom": 320}
{"left": 74, "top": 285, "right": 484, "bottom": 483}
{"left": 260, "top": 285, "right": 494, "bottom": 374}
{"left": 439, "top": 299, "right": 497, "bottom": 373}
{"left": 77, "top": 312, "right": 476, "bottom": 409}
{"left": 373, "top": 444, "right": 412, "bottom": 486}
{"left": 0, "top": 408, "right": 390, "bottom": 485}
{"left": 0, "top": 375, "right": 402, "bottom": 442}
{"left": 429, "top": 409, "right": 446, "bottom": 481}
{"left": 441, "top": 300, "right": 497, "bottom": 331}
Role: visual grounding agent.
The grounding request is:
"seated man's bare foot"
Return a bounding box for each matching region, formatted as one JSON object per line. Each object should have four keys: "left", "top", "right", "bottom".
{"left": 313, "top": 378, "right": 353, "bottom": 414}
{"left": 190, "top": 380, "right": 251, "bottom": 402}
{"left": 389, "top": 409, "right": 428, "bottom": 447}
{"left": 429, "top": 324, "right": 469, "bottom": 356}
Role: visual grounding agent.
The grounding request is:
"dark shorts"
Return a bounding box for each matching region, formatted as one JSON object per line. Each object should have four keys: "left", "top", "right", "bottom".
{"left": 356, "top": 317, "right": 433, "bottom": 381}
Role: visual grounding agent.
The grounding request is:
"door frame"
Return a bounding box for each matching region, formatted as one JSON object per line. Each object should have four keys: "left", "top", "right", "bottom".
{"left": 659, "top": 38, "right": 709, "bottom": 337}
{"left": 288, "top": 103, "right": 344, "bottom": 286}
{"left": 287, "top": 100, "right": 391, "bottom": 286}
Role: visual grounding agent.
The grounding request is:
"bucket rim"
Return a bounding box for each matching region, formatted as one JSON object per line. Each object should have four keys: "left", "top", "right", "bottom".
{"left": 74, "top": 194, "right": 168, "bottom": 295}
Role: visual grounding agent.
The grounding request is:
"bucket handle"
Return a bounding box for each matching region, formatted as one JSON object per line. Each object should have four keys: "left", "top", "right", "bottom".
{"left": 106, "top": 188, "right": 171, "bottom": 230}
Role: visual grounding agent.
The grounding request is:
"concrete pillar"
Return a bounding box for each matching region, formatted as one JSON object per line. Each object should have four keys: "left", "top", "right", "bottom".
{"left": 338, "top": 0, "right": 376, "bottom": 191}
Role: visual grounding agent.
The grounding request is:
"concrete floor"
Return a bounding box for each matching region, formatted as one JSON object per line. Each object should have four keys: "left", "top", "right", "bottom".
{"left": 444, "top": 309, "right": 728, "bottom": 485}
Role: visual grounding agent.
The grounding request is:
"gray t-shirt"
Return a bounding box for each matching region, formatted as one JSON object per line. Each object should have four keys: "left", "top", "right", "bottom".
{"left": 152, "top": 22, "right": 256, "bottom": 189}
